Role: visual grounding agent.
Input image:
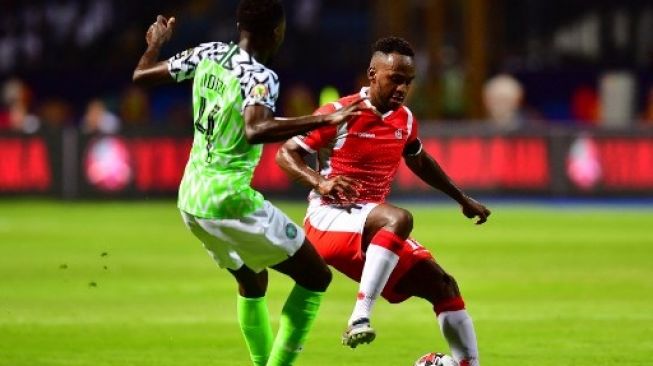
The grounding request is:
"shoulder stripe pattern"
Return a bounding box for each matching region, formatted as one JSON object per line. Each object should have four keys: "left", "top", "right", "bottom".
{"left": 403, "top": 106, "right": 414, "bottom": 137}
{"left": 293, "top": 136, "right": 316, "bottom": 154}
{"left": 330, "top": 101, "right": 348, "bottom": 150}
{"left": 168, "top": 42, "right": 280, "bottom": 112}
{"left": 168, "top": 42, "right": 229, "bottom": 81}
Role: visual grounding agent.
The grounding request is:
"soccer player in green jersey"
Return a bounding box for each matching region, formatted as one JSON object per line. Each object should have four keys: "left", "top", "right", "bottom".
{"left": 132, "top": 1, "right": 364, "bottom": 365}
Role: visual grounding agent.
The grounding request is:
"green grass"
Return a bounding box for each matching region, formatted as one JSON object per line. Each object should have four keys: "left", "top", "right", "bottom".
{"left": 0, "top": 200, "right": 652, "bottom": 366}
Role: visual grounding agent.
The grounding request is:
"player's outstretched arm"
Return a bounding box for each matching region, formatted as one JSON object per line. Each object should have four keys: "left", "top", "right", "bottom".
{"left": 404, "top": 144, "right": 491, "bottom": 224}
{"left": 276, "top": 139, "right": 360, "bottom": 201}
{"left": 132, "top": 15, "right": 176, "bottom": 86}
{"left": 243, "top": 98, "right": 366, "bottom": 144}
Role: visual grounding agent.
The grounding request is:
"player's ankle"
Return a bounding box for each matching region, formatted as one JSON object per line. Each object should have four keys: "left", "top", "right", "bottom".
{"left": 350, "top": 317, "right": 370, "bottom": 326}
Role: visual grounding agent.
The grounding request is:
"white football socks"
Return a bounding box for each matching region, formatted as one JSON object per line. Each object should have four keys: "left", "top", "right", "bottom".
{"left": 348, "top": 244, "right": 399, "bottom": 325}
{"left": 437, "top": 309, "right": 480, "bottom": 366}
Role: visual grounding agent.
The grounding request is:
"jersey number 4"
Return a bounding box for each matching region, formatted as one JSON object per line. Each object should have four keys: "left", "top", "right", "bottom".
{"left": 194, "top": 96, "right": 220, "bottom": 163}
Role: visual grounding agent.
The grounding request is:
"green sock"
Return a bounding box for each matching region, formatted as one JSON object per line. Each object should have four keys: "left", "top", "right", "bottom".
{"left": 237, "top": 295, "right": 274, "bottom": 366}
{"left": 266, "top": 285, "right": 324, "bottom": 366}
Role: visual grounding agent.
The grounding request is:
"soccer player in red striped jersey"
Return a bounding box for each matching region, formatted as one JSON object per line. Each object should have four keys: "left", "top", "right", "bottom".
{"left": 276, "top": 37, "right": 491, "bottom": 366}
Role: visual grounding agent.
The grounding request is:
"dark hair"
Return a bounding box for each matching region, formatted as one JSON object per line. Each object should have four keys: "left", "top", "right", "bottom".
{"left": 372, "top": 37, "right": 415, "bottom": 57}
{"left": 237, "top": 0, "right": 285, "bottom": 33}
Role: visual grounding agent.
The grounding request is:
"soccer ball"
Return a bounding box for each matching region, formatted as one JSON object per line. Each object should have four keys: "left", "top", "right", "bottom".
{"left": 414, "top": 352, "right": 458, "bottom": 366}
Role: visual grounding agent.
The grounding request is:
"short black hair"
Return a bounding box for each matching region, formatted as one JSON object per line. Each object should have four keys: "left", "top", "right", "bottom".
{"left": 372, "top": 37, "right": 415, "bottom": 57}
{"left": 237, "top": 0, "right": 285, "bottom": 34}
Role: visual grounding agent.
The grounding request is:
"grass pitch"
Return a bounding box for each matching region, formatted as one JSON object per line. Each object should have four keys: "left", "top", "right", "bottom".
{"left": 0, "top": 200, "right": 652, "bottom": 366}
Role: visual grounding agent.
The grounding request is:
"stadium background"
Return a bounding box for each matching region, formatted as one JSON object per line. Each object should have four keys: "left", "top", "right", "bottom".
{"left": 1, "top": 1, "right": 652, "bottom": 366}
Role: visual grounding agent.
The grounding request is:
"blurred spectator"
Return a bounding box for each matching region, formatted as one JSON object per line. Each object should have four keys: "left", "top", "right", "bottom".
{"left": 2, "top": 78, "right": 32, "bottom": 108}
{"left": 75, "top": 0, "right": 114, "bottom": 47}
{"left": 483, "top": 74, "right": 525, "bottom": 129}
{"left": 440, "top": 46, "right": 465, "bottom": 119}
{"left": 281, "top": 83, "right": 317, "bottom": 117}
{"left": 81, "top": 98, "right": 121, "bottom": 134}
{"left": 38, "top": 98, "right": 73, "bottom": 129}
{"left": 294, "top": 0, "right": 322, "bottom": 33}
{"left": 639, "top": 87, "right": 653, "bottom": 126}
{"left": 571, "top": 86, "right": 599, "bottom": 125}
{"left": 599, "top": 71, "right": 636, "bottom": 128}
{"left": 9, "top": 104, "right": 41, "bottom": 134}
{"left": 1, "top": 78, "right": 41, "bottom": 133}
{"left": 119, "top": 85, "right": 150, "bottom": 127}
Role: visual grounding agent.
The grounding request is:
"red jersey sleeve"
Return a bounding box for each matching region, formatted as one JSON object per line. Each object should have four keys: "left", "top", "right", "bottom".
{"left": 292, "top": 103, "right": 338, "bottom": 153}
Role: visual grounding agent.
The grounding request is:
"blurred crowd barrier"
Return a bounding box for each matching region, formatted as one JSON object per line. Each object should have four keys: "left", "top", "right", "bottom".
{"left": 1, "top": 125, "right": 652, "bottom": 199}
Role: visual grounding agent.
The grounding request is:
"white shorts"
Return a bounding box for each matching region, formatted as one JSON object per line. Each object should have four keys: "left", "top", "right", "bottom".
{"left": 181, "top": 201, "right": 305, "bottom": 273}
{"left": 305, "top": 201, "right": 379, "bottom": 234}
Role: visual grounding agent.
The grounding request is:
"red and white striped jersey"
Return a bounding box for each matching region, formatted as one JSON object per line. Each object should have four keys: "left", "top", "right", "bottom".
{"left": 293, "top": 88, "right": 419, "bottom": 204}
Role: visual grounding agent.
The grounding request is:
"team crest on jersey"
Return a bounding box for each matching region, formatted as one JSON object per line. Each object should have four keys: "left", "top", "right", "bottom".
{"left": 251, "top": 83, "right": 269, "bottom": 101}
{"left": 285, "top": 223, "right": 297, "bottom": 239}
{"left": 395, "top": 129, "right": 403, "bottom": 139}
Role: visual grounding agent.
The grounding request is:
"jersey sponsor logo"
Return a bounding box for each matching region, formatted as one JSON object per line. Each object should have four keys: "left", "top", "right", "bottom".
{"left": 395, "top": 129, "right": 403, "bottom": 139}
{"left": 356, "top": 132, "right": 376, "bottom": 139}
{"left": 250, "top": 83, "right": 269, "bottom": 101}
{"left": 285, "top": 223, "right": 298, "bottom": 239}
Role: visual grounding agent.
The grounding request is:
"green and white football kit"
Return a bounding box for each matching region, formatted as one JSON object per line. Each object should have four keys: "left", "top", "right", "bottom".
{"left": 168, "top": 42, "right": 304, "bottom": 272}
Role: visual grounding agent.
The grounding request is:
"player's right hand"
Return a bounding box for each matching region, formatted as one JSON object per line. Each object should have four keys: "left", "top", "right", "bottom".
{"left": 317, "top": 176, "right": 361, "bottom": 202}
{"left": 146, "top": 15, "right": 176, "bottom": 48}
{"left": 323, "top": 97, "right": 371, "bottom": 126}
{"left": 461, "top": 196, "right": 491, "bottom": 225}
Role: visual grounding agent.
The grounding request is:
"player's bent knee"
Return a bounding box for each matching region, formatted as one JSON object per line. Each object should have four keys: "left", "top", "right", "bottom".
{"left": 313, "top": 265, "right": 332, "bottom": 292}
{"left": 386, "top": 208, "right": 413, "bottom": 237}
{"left": 300, "top": 265, "right": 331, "bottom": 292}
{"left": 439, "top": 273, "right": 460, "bottom": 296}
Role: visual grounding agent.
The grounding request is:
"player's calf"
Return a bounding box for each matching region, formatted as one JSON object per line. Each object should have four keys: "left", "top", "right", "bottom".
{"left": 395, "top": 259, "right": 480, "bottom": 365}
{"left": 344, "top": 205, "right": 414, "bottom": 347}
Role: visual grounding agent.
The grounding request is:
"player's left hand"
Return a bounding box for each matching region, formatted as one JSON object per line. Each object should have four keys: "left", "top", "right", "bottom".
{"left": 461, "top": 196, "right": 491, "bottom": 225}
{"left": 317, "top": 175, "right": 361, "bottom": 202}
{"left": 146, "top": 15, "right": 176, "bottom": 48}
{"left": 324, "top": 97, "right": 376, "bottom": 126}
